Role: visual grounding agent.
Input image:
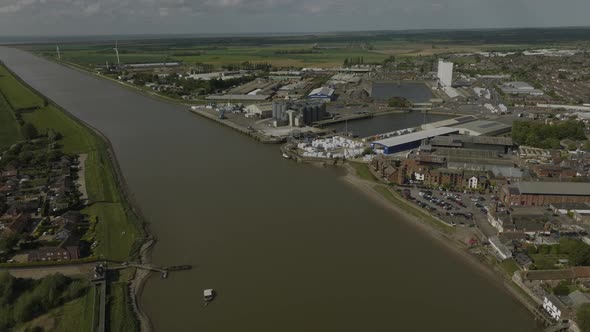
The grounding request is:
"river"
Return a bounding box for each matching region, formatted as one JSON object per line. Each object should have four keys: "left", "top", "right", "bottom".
{"left": 0, "top": 47, "right": 540, "bottom": 332}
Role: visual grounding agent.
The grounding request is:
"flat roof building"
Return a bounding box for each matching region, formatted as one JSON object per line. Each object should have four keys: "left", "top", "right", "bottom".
{"left": 245, "top": 103, "right": 273, "bottom": 118}
{"left": 421, "top": 115, "right": 478, "bottom": 130}
{"left": 502, "top": 182, "right": 590, "bottom": 206}
{"left": 500, "top": 81, "right": 544, "bottom": 96}
{"left": 308, "top": 87, "right": 334, "bottom": 100}
{"left": 371, "top": 127, "right": 459, "bottom": 155}
{"left": 206, "top": 94, "right": 270, "bottom": 101}
{"left": 430, "top": 135, "right": 513, "bottom": 153}
{"left": 452, "top": 120, "right": 512, "bottom": 136}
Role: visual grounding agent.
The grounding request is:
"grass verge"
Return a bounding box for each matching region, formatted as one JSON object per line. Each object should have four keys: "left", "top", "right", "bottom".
{"left": 108, "top": 282, "right": 139, "bottom": 332}
{"left": 0, "top": 91, "right": 21, "bottom": 149}
{"left": 349, "top": 162, "right": 378, "bottom": 182}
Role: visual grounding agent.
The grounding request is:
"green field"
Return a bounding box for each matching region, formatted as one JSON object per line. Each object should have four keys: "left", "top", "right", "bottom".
{"left": 52, "top": 286, "right": 98, "bottom": 332}
{"left": 24, "top": 27, "right": 590, "bottom": 71}
{"left": 39, "top": 42, "right": 537, "bottom": 69}
{"left": 21, "top": 105, "right": 97, "bottom": 154}
{"left": 36, "top": 43, "right": 390, "bottom": 68}
{"left": 0, "top": 92, "right": 21, "bottom": 149}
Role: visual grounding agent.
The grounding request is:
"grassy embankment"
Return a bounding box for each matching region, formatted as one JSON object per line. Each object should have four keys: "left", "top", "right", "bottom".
{"left": 0, "top": 64, "right": 141, "bottom": 330}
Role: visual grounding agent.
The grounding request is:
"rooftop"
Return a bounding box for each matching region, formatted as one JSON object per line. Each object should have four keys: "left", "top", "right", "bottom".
{"left": 431, "top": 135, "right": 513, "bottom": 147}
{"left": 525, "top": 267, "right": 590, "bottom": 281}
{"left": 500, "top": 81, "right": 544, "bottom": 95}
{"left": 372, "top": 127, "right": 459, "bottom": 148}
{"left": 308, "top": 86, "right": 335, "bottom": 97}
{"left": 452, "top": 120, "right": 512, "bottom": 136}
{"left": 513, "top": 182, "right": 590, "bottom": 196}
{"left": 206, "top": 94, "right": 270, "bottom": 101}
{"left": 421, "top": 115, "right": 478, "bottom": 130}
{"left": 550, "top": 202, "right": 590, "bottom": 211}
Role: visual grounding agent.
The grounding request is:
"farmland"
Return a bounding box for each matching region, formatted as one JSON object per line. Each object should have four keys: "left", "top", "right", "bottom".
{"left": 24, "top": 27, "right": 589, "bottom": 70}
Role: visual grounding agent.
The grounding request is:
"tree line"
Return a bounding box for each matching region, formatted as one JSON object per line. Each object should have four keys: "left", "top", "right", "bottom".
{"left": 512, "top": 120, "right": 587, "bottom": 149}
{"left": 0, "top": 272, "right": 88, "bottom": 331}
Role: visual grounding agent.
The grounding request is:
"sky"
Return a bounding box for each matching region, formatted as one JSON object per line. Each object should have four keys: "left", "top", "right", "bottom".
{"left": 0, "top": 0, "right": 589, "bottom": 36}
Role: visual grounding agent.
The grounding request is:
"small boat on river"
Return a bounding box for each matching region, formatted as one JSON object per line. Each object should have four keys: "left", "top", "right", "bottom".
{"left": 204, "top": 289, "right": 216, "bottom": 304}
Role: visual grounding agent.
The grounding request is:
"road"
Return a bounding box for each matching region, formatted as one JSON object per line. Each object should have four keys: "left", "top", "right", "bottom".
{"left": 0, "top": 263, "right": 95, "bottom": 279}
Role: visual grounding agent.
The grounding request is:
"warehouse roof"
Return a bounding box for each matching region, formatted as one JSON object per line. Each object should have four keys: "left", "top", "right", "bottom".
{"left": 206, "top": 94, "right": 270, "bottom": 101}
{"left": 452, "top": 120, "right": 512, "bottom": 136}
{"left": 514, "top": 182, "right": 590, "bottom": 196}
{"left": 308, "top": 86, "right": 334, "bottom": 97}
{"left": 421, "top": 115, "right": 478, "bottom": 130}
{"left": 372, "top": 127, "right": 459, "bottom": 148}
{"left": 431, "top": 135, "right": 513, "bottom": 146}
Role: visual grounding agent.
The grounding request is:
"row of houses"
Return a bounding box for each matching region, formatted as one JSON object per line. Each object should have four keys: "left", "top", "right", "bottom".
{"left": 371, "top": 154, "right": 492, "bottom": 191}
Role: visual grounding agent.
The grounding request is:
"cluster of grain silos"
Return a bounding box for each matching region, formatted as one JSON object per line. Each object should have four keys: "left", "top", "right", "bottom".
{"left": 272, "top": 100, "right": 326, "bottom": 127}
{"left": 272, "top": 101, "right": 289, "bottom": 122}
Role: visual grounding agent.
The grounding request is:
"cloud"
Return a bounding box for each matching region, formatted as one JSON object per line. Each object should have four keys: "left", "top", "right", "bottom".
{"left": 0, "top": 0, "right": 589, "bottom": 35}
{"left": 0, "top": 0, "right": 37, "bottom": 14}
{"left": 83, "top": 3, "right": 101, "bottom": 15}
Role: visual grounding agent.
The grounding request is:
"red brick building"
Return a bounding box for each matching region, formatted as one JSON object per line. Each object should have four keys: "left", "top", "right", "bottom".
{"left": 502, "top": 182, "right": 590, "bottom": 206}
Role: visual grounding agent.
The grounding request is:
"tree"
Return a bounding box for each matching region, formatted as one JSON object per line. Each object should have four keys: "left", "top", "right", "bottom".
{"left": 577, "top": 303, "right": 590, "bottom": 332}
{"left": 0, "top": 235, "right": 19, "bottom": 253}
{"left": 22, "top": 123, "right": 39, "bottom": 140}
{"left": 553, "top": 281, "right": 570, "bottom": 296}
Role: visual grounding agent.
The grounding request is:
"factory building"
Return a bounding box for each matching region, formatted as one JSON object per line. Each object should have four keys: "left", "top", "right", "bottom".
{"left": 429, "top": 135, "right": 514, "bottom": 154}
{"left": 271, "top": 101, "right": 326, "bottom": 127}
{"left": 245, "top": 103, "right": 273, "bottom": 119}
{"left": 371, "top": 127, "right": 459, "bottom": 155}
{"left": 502, "top": 182, "right": 590, "bottom": 207}
{"left": 307, "top": 86, "right": 335, "bottom": 101}
{"left": 437, "top": 59, "right": 454, "bottom": 87}
{"left": 451, "top": 120, "right": 512, "bottom": 136}
{"left": 500, "top": 81, "right": 544, "bottom": 96}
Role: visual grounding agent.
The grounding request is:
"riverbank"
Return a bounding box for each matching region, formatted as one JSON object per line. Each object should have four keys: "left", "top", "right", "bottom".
{"left": 0, "top": 62, "right": 152, "bottom": 331}
{"left": 340, "top": 162, "right": 546, "bottom": 326}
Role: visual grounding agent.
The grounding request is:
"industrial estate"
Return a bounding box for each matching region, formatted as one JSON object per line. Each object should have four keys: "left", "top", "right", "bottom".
{"left": 3, "top": 28, "right": 590, "bottom": 331}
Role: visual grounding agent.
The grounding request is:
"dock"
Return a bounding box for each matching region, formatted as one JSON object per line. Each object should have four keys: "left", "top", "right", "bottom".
{"left": 127, "top": 263, "right": 192, "bottom": 279}
{"left": 315, "top": 113, "right": 374, "bottom": 126}
{"left": 189, "top": 107, "right": 284, "bottom": 144}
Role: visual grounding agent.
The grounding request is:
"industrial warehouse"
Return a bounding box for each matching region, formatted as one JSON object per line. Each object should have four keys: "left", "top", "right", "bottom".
{"left": 371, "top": 127, "right": 459, "bottom": 154}
{"left": 502, "top": 182, "right": 590, "bottom": 206}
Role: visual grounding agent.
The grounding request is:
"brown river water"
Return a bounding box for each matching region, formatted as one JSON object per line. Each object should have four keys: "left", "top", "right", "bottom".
{"left": 0, "top": 47, "right": 540, "bottom": 332}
